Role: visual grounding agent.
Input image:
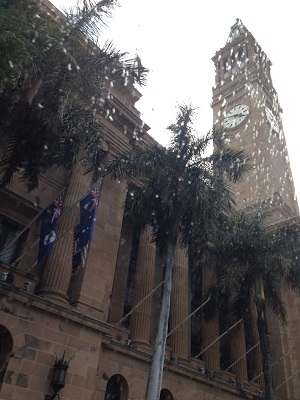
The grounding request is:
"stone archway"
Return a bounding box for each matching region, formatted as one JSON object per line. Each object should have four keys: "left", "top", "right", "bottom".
{"left": 104, "top": 374, "right": 129, "bottom": 400}
{"left": 0, "top": 324, "right": 13, "bottom": 390}
{"left": 160, "top": 388, "right": 174, "bottom": 400}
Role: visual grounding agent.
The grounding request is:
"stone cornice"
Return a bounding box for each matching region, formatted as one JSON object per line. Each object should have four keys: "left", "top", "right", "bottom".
{"left": 0, "top": 284, "right": 112, "bottom": 335}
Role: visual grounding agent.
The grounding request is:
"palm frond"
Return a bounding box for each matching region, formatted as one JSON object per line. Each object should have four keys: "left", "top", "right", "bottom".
{"left": 107, "top": 146, "right": 168, "bottom": 182}
{"left": 0, "top": 0, "right": 147, "bottom": 190}
{"left": 210, "top": 147, "right": 251, "bottom": 182}
{"left": 124, "top": 185, "right": 159, "bottom": 227}
{"left": 168, "top": 114, "right": 195, "bottom": 153}
{"left": 264, "top": 276, "right": 287, "bottom": 324}
{"left": 232, "top": 281, "right": 253, "bottom": 320}
{"left": 62, "top": 0, "right": 119, "bottom": 43}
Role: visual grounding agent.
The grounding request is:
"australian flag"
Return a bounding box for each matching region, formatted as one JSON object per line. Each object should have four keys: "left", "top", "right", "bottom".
{"left": 72, "top": 182, "right": 101, "bottom": 273}
{"left": 38, "top": 192, "right": 65, "bottom": 262}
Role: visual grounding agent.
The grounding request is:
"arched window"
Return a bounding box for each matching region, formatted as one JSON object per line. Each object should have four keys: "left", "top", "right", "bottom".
{"left": 0, "top": 325, "right": 13, "bottom": 390}
{"left": 160, "top": 388, "right": 174, "bottom": 400}
{"left": 104, "top": 374, "right": 128, "bottom": 400}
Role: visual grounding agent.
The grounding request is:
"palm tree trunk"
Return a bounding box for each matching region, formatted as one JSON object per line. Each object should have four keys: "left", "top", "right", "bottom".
{"left": 256, "top": 300, "right": 273, "bottom": 400}
{"left": 145, "top": 225, "right": 178, "bottom": 400}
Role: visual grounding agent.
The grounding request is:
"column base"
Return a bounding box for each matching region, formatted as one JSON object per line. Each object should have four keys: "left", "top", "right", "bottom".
{"left": 130, "top": 339, "right": 152, "bottom": 352}
{"left": 37, "top": 288, "right": 69, "bottom": 304}
{"left": 170, "top": 355, "right": 189, "bottom": 366}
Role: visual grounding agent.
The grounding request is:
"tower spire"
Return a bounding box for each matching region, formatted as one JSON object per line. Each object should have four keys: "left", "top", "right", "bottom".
{"left": 226, "top": 18, "right": 247, "bottom": 44}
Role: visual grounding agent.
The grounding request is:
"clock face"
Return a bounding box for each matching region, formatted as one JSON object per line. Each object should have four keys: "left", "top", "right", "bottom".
{"left": 223, "top": 104, "right": 249, "bottom": 129}
{"left": 265, "top": 107, "right": 280, "bottom": 133}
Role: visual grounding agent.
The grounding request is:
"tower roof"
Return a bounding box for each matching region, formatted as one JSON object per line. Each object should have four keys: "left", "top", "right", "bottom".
{"left": 226, "top": 18, "right": 248, "bottom": 44}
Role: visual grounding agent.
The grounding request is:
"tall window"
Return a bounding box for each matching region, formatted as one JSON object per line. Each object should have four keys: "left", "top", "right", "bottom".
{"left": 219, "top": 294, "right": 230, "bottom": 370}
{"left": 244, "top": 311, "right": 255, "bottom": 380}
{"left": 122, "top": 226, "right": 140, "bottom": 329}
{"left": 237, "top": 48, "right": 245, "bottom": 69}
{"left": 190, "top": 267, "right": 203, "bottom": 357}
{"left": 231, "top": 52, "right": 236, "bottom": 75}
{"left": 223, "top": 58, "right": 230, "bottom": 79}
{"left": 0, "top": 325, "right": 13, "bottom": 390}
{"left": 0, "top": 217, "right": 24, "bottom": 265}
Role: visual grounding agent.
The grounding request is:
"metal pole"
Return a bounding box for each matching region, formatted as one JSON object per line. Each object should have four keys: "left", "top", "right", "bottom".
{"left": 116, "top": 281, "right": 164, "bottom": 325}
{"left": 167, "top": 296, "right": 211, "bottom": 338}
{"left": 26, "top": 222, "right": 77, "bottom": 272}
{"left": 0, "top": 188, "right": 67, "bottom": 255}
{"left": 195, "top": 318, "right": 243, "bottom": 359}
{"left": 250, "top": 347, "right": 295, "bottom": 383}
{"left": 225, "top": 341, "right": 260, "bottom": 371}
{"left": 275, "top": 369, "right": 300, "bottom": 391}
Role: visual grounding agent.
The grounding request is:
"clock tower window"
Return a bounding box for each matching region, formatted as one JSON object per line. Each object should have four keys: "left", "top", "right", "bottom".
{"left": 222, "top": 46, "right": 248, "bottom": 80}
{"left": 223, "top": 58, "right": 230, "bottom": 79}
{"left": 237, "top": 48, "right": 245, "bottom": 69}
{"left": 231, "top": 52, "right": 236, "bottom": 75}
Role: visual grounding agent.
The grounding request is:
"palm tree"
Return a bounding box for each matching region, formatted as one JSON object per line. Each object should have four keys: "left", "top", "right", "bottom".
{"left": 0, "top": 0, "right": 147, "bottom": 190}
{"left": 206, "top": 211, "right": 300, "bottom": 400}
{"left": 107, "top": 105, "right": 249, "bottom": 400}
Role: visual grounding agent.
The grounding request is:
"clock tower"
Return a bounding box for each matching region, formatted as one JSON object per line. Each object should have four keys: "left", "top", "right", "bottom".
{"left": 212, "top": 19, "right": 298, "bottom": 222}
{"left": 212, "top": 20, "right": 300, "bottom": 399}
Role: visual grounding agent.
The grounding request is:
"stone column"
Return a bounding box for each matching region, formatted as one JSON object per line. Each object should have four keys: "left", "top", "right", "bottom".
{"left": 202, "top": 268, "right": 220, "bottom": 371}
{"left": 229, "top": 316, "right": 248, "bottom": 382}
{"left": 38, "top": 163, "right": 90, "bottom": 303}
{"left": 169, "top": 241, "right": 190, "bottom": 361}
{"left": 129, "top": 226, "right": 156, "bottom": 348}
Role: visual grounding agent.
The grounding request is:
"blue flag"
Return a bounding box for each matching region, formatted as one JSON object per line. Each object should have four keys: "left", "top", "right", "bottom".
{"left": 38, "top": 192, "right": 65, "bottom": 262}
{"left": 72, "top": 183, "right": 101, "bottom": 273}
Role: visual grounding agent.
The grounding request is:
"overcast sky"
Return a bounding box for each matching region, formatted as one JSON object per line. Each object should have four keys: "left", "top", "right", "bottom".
{"left": 52, "top": 0, "right": 300, "bottom": 208}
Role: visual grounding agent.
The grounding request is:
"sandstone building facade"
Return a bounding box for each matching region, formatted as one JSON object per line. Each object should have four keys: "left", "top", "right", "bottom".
{"left": 0, "top": 13, "right": 299, "bottom": 400}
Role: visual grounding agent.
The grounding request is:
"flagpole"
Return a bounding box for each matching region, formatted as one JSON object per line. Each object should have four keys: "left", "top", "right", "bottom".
{"left": 0, "top": 188, "right": 67, "bottom": 256}
{"left": 195, "top": 318, "right": 243, "bottom": 359}
{"left": 12, "top": 177, "right": 103, "bottom": 268}
{"left": 25, "top": 221, "right": 78, "bottom": 272}
{"left": 250, "top": 347, "right": 296, "bottom": 383}
{"left": 167, "top": 297, "right": 211, "bottom": 338}
{"left": 225, "top": 341, "right": 260, "bottom": 372}
{"left": 13, "top": 237, "right": 40, "bottom": 267}
{"left": 274, "top": 369, "right": 300, "bottom": 391}
{"left": 116, "top": 281, "right": 164, "bottom": 326}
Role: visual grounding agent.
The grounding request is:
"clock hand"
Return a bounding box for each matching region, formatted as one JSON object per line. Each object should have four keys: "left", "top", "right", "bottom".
{"left": 229, "top": 113, "right": 246, "bottom": 118}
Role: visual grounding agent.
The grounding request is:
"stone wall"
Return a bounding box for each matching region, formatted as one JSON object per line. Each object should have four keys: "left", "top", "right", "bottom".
{"left": 0, "top": 290, "right": 271, "bottom": 400}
